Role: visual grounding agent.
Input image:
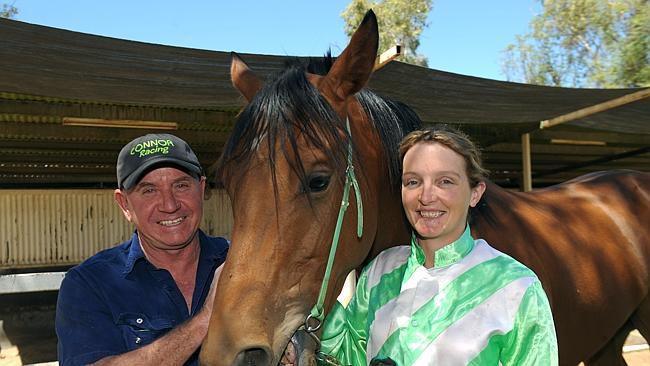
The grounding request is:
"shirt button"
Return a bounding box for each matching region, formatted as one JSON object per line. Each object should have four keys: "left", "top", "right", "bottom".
{"left": 136, "top": 318, "right": 143, "bottom": 324}
{"left": 411, "top": 319, "right": 419, "bottom": 327}
{"left": 135, "top": 337, "right": 142, "bottom": 344}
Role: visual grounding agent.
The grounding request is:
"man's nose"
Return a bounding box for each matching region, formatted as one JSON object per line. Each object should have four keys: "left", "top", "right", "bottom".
{"left": 160, "top": 190, "right": 180, "bottom": 212}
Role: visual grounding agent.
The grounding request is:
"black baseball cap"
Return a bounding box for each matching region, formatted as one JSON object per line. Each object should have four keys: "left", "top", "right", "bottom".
{"left": 116, "top": 133, "right": 203, "bottom": 190}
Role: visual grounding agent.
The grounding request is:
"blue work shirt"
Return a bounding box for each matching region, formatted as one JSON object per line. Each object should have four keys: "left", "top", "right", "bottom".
{"left": 55, "top": 230, "right": 229, "bottom": 366}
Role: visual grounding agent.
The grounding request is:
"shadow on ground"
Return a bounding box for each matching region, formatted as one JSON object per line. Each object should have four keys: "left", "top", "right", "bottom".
{"left": 0, "top": 291, "right": 58, "bottom": 365}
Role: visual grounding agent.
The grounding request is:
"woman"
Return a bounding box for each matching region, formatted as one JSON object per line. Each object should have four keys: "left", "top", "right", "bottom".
{"left": 318, "top": 126, "right": 558, "bottom": 365}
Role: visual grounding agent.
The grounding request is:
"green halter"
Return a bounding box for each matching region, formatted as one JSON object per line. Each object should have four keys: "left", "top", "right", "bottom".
{"left": 306, "top": 117, "right": 364, "bottom": 332}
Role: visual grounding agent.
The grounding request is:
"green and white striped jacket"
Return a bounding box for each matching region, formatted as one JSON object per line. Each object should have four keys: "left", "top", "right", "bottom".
{"left": 320, "top": 226, "right": 558, "bottom": 366}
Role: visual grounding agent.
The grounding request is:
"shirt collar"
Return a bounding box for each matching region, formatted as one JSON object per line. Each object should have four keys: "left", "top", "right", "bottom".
{"left": 123, "top": 232, "right": 145, "bottom": 275}
{"left": 122, "top": 229, "right": 222, "bottom": 276}
{"left": 410, "top": 225, "right": 474, "bottom": 268}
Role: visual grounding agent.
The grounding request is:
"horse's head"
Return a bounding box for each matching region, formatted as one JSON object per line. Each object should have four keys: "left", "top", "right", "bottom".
{"left": 200, "top": 11, "right": 416, "bottom": 365}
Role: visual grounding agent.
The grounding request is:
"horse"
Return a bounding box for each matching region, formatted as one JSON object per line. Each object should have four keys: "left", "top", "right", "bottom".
{"left": 200, "top": 11, "right": 650, "bottom": 366}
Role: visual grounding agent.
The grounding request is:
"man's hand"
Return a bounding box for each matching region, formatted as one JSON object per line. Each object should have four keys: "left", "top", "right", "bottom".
{"left": 201, "top": 263, "right": 224, "bottom": 318}
{"left": 90, "top": 263, "right": 226, "bottom": 366}
{"left": 195, "top": 262, "right": 224, "bottom": 338}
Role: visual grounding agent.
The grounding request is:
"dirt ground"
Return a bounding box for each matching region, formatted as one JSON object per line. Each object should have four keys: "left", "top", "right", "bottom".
{"left": 624, "top": 350, "right": 650, "bottom": 366}
{"left": 0, "top": 292, "right": 58, "bottom": 366}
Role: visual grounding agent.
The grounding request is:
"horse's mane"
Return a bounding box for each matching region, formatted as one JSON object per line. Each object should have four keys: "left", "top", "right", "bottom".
{"left": 356, "top": 90, "right": 422, "bottom": 190}
{"left": 215, "top": 52, "right": 422, "bottom": 195}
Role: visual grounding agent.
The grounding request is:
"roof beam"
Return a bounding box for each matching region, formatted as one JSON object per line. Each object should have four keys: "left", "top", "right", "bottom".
{"left": 486, "top": 142, "right": 636, "bottom": 155}
{"left": 484, "top": 151, "right": 650, "bottom": 164}
{"left": 0, "top": 100, "right": 237, "bottom": 127}
{"left": 0, "top": 163, "right": 113, "bottom": 175}
{"left": 533, "top": 146, "right": 650, "bottom": 178}
{"left": 532, "top": 128, "right": 650, "bottom": 146}
{"left": 374, "top": 45, "right": 401, "bottom": 71}
{"left": 62, "top": 117, "right": 178, "bottom": 130}
{"left": 540, "top": 88, "right": 650, "bottom": 129}
{"left": 0, "top": 122, "right": 231, "bottom": 147}
{"left": 0, "top": 148, "right": 115, "bottom": 163}
{"left": 0, "top": 174, "right": 116, "bottom": 185}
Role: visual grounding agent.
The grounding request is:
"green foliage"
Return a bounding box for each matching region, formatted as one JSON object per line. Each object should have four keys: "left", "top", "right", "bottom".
{"left": 502, "top": 0, "right": 650, "bottom": 87}
{"left": 1, "top": 3, "right": 18, "bottom": 19}
{"left": 341, "top": 0, "right": 432, "bottom": 67}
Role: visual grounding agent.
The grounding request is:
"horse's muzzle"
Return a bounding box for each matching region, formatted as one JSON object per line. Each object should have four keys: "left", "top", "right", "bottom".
{"left": 232, "top": 346, "right": 272, "bottom": 366}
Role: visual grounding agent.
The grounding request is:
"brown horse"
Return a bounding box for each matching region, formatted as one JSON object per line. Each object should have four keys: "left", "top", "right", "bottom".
{"left": 200, "top": 11, "right": 650, "bottom": 366}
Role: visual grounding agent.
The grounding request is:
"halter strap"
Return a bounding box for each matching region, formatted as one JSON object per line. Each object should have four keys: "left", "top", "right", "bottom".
{"left": 306, "top": 117, "right": 363, "bottom": 331}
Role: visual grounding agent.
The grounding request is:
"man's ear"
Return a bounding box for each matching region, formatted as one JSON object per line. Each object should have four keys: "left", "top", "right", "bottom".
{"left": 200, "top": 176, "right": 207, "bottom": 201}
{"left": 114, "top": 189, "right": 133, "bottom": 222}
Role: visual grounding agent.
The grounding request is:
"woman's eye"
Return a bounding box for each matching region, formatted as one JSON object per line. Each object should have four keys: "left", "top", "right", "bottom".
{"left": 440, "top": 178, "right": 454, "bottom": 185}
{"left": 403, "top": 179, "right": 418, "bottom": 187}
{"left": 307, "top": 175, "right": 330, "bottom": 193}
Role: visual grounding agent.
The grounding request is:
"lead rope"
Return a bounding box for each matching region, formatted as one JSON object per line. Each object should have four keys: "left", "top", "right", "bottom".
{"left": 302, "top": 118, "right": 363, "bottom": 355}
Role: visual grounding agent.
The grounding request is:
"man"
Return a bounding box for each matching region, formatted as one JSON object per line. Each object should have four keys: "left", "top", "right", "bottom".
{"left": 56, "top": 133, "right": 229, "bottom": 366}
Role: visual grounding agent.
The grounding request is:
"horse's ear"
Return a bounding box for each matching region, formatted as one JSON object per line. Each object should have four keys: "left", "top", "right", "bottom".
{"left": 231, "top": 52, "right": 263, "bottom": 102}
{"left": 321, "top": 10, "right": 378, "bottom": 102}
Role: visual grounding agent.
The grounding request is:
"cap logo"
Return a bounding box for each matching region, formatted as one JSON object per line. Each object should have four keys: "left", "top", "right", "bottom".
{"left": 130, "top": 138, "right": 175, "bottom": 158}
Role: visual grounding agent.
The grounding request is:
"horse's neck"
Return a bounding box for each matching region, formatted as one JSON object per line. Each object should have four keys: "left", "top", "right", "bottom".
{"left": 367, "top": 179, "right": 411, "bottom": 261}
{"left": 472, "top": 182, "right": 511, "bottom": 230}
{"left": 470, "top": 182, "right": 541, "bottom": 265}
{"left": 347, "top": 98, "right": 415, "bottom": 263}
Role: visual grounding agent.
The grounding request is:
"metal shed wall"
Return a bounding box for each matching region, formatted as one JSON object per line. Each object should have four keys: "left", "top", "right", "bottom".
{"left": 0, "top": 189, "right": 232, "bottom": 269}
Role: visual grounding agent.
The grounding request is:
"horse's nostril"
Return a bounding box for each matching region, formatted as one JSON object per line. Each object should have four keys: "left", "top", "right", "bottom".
{"left": 234, "top": 347, "right": 271, "bottom": 366}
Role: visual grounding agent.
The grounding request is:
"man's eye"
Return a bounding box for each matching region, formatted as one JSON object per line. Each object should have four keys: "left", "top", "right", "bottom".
{"left": 173, "top": 179, "right": 195, "bottom": 190}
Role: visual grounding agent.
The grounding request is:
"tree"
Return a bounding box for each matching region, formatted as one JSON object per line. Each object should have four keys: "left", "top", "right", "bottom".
{"left": 1, "top": 2, "right": 18, "bottom": 18}
{"left": 341, "top": 0, "right": 433, "bottom": 67}
{"left": 502, "top": 0, "right": 649, "bottom": 88}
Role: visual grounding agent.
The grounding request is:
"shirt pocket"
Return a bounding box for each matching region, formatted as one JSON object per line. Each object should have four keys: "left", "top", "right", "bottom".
{"left": 116, "top": 312, "right": 174, "bottom": 350}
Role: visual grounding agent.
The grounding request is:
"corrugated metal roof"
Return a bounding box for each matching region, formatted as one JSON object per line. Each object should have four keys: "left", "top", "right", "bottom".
{"left": 0, "top": 18, "right": 648, "bottom": 188}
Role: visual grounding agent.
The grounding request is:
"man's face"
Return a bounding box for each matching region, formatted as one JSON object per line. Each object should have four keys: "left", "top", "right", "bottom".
{"left": 114, "top": 167, "right": 205, "bottom": 252}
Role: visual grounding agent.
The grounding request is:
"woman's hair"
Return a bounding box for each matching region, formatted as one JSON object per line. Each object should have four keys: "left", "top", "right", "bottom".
{"left": 399, "top": 125, "right": 489, "bottom": 187}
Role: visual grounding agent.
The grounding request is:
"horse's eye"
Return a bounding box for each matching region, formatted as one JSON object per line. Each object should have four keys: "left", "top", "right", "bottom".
{"left": 307, "top": 175, "right": 330, "bottom": 193}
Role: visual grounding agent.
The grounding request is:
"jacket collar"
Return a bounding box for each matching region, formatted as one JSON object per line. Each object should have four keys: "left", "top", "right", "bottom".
{"left": 410, "top": 225, "right": 474, "bottom": 269}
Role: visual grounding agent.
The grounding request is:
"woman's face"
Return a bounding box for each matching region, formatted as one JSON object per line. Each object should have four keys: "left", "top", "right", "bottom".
{"left": 401, "top": 142, "right": 485, "bottom": 247}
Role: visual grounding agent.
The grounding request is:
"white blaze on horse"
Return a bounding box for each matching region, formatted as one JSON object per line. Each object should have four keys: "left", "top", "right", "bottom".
{"left": 200, "top": 11, "right": 650, "bottom": 366}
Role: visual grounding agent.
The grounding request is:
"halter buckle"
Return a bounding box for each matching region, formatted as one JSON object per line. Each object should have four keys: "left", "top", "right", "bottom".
{"left": 304, "top": 313, "right": 322, "bottom": 333}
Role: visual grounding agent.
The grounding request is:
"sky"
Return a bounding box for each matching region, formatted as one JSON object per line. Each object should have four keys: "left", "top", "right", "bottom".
{"left": 8, "top": 0, "right": 542, "bottom": 81}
